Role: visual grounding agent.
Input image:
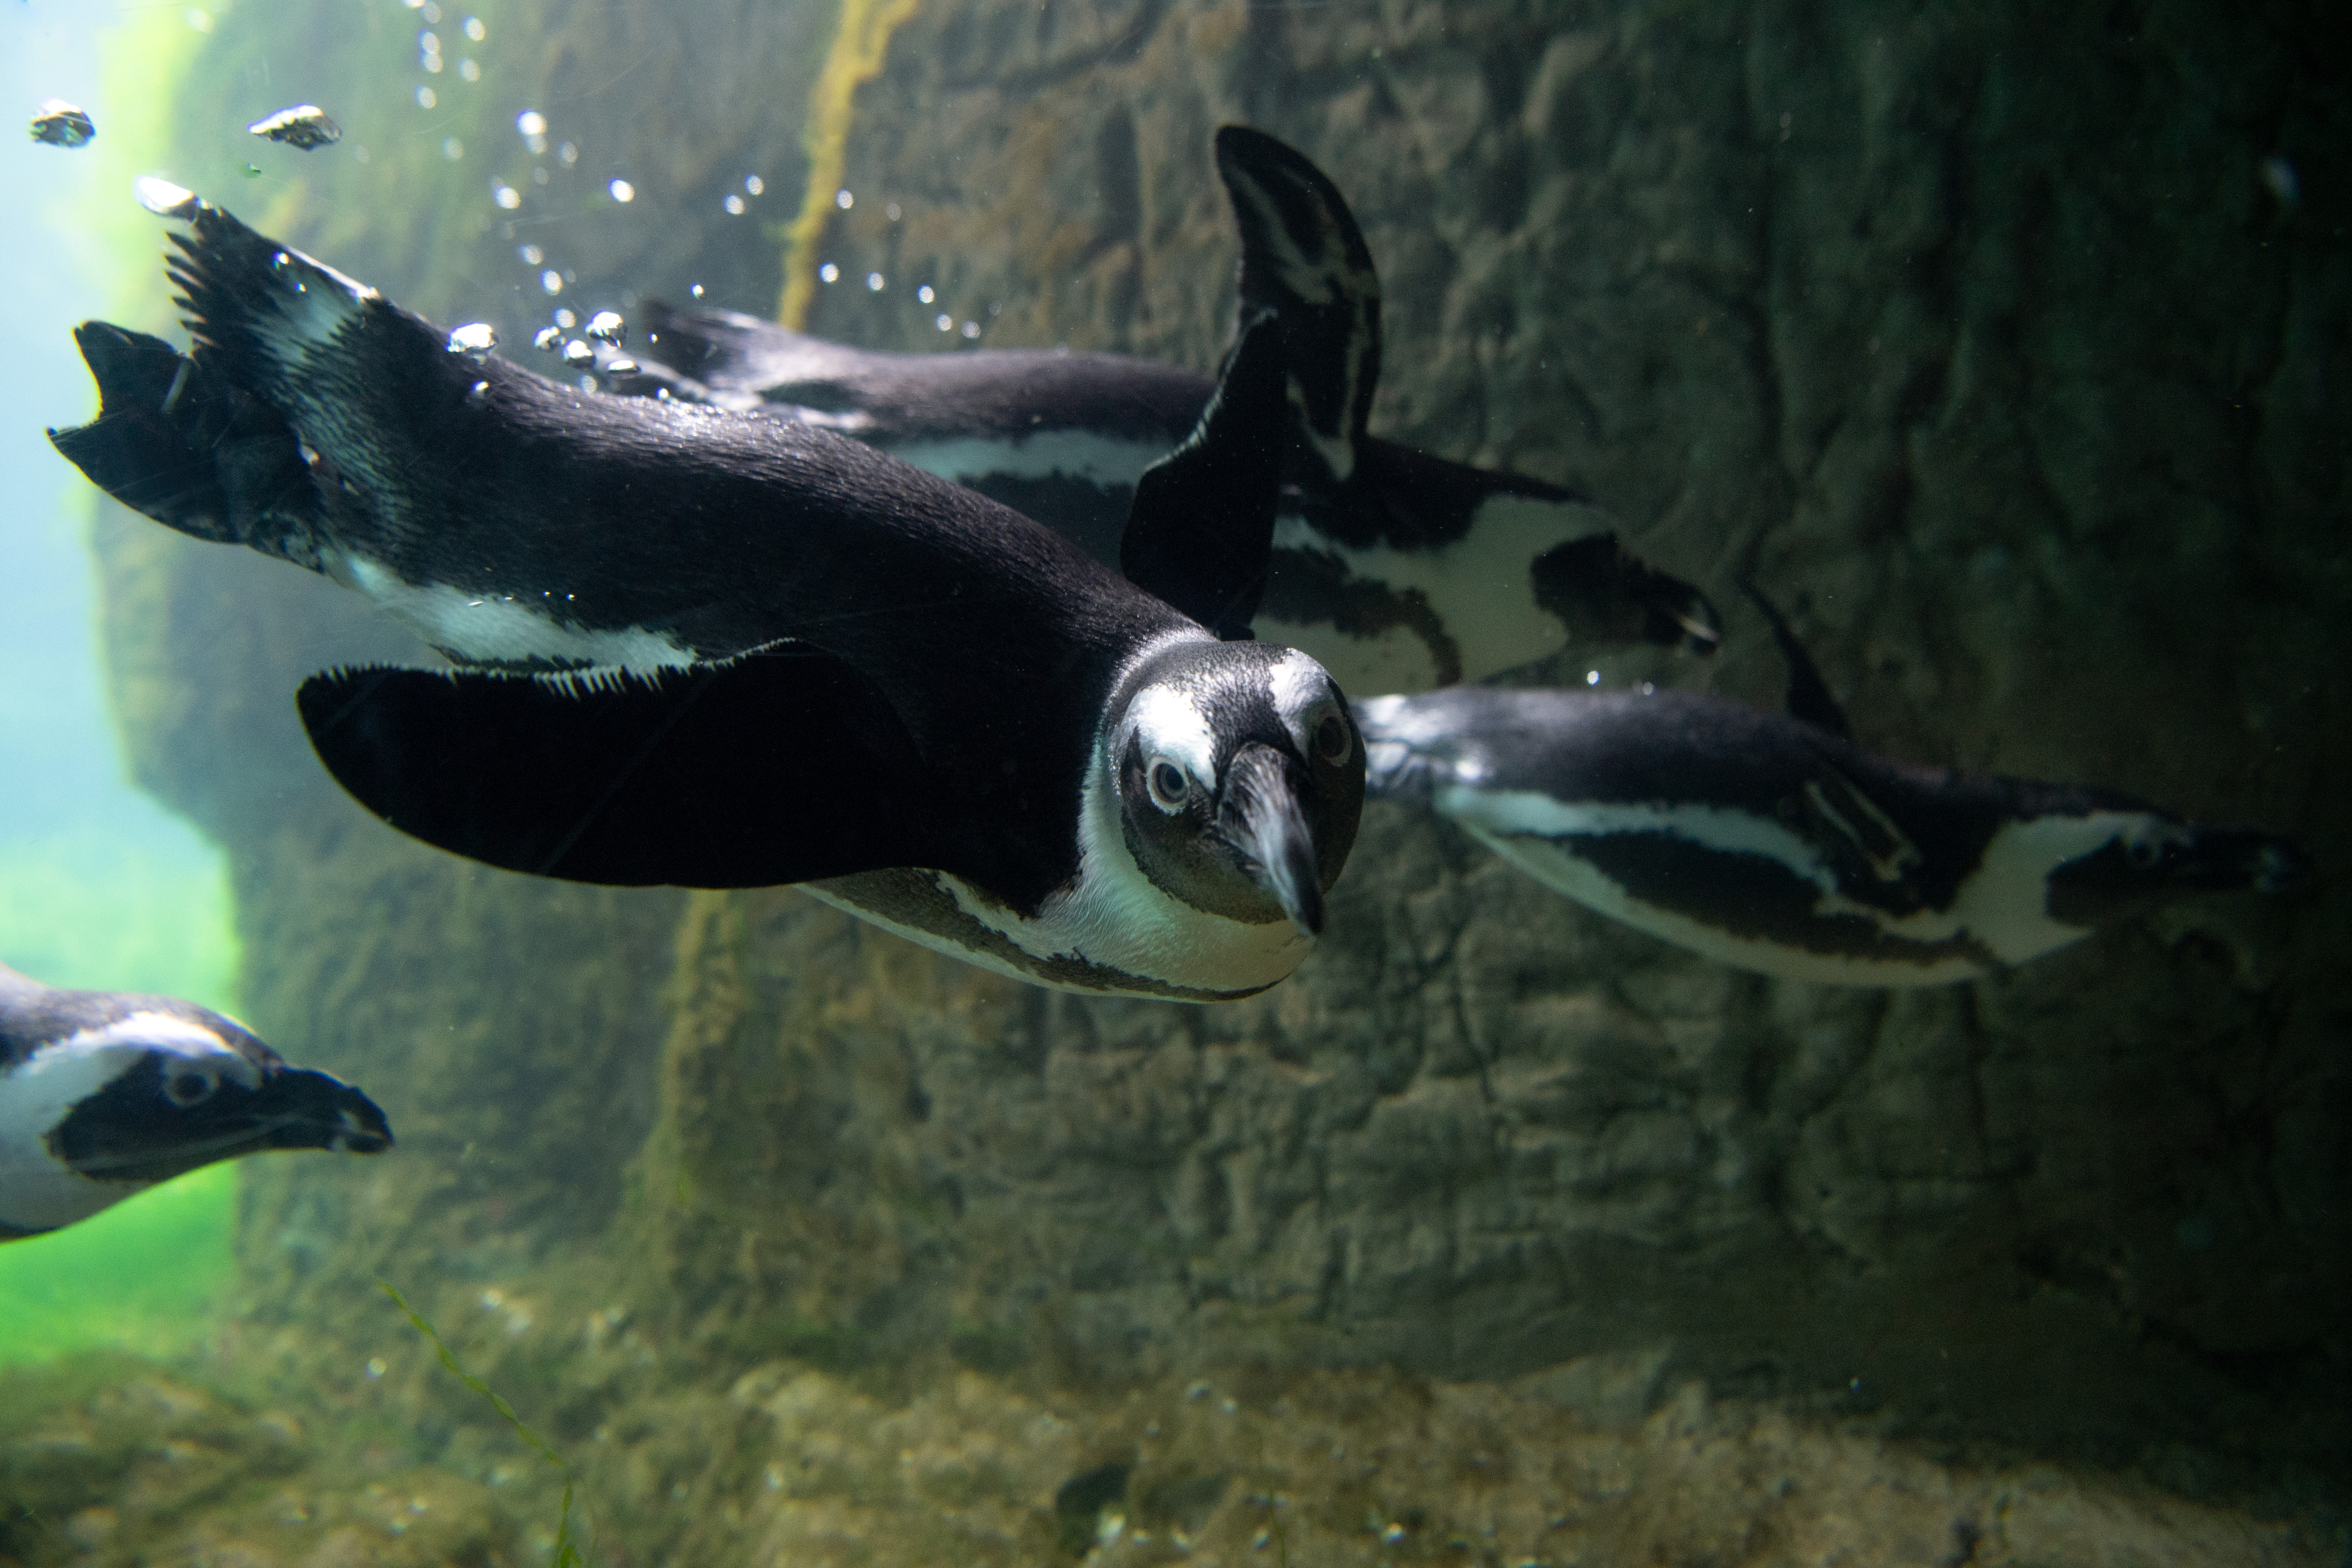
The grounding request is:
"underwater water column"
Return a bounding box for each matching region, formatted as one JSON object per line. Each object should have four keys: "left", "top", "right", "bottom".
{"left": 0, "top": 2, "right": 243, "bottom": 1362}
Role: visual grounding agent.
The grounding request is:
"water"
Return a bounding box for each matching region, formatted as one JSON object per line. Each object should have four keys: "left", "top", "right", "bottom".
{"left": 2, "top": 2, "right": 2345, "bottom": 1565}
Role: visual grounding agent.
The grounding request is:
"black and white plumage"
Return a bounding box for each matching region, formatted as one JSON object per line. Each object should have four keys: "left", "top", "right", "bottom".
{"left": 617, "top": 127, "right": 1721, "bottom": 692}
{"left": 1355, "top": 686, "right": 2307, "bottom": 986}
{"left": 0, "top": 961, "right": 390, "bottom": 1241}
{"left": 50, "top": 185, "right": 1362, "bottom": 1002}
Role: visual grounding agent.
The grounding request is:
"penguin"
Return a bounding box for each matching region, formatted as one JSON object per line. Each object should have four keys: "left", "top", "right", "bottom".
{"left": 0, "top": 960, "right": 391, "bottom": 1241}
{"left": 612, "top": 126, "right": 1722, "bottom": 692}
{"left": 49, "top": 182, "right": 1361, "bottom": 1002}
{"left": 1353, "top": 681, "right": 2307, "bottom": 986}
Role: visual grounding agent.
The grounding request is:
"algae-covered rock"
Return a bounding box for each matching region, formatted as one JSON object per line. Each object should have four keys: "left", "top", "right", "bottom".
{"left": 0, "top": 1353, "right": 520, "bottom": 1567}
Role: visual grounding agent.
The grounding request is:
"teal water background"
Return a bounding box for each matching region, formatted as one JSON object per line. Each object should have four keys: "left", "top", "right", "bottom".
{"left": 0, "top": 3, "right": 242, "bottom": 1366}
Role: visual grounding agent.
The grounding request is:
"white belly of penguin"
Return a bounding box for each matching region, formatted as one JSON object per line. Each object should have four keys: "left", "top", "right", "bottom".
{"left": 330, "top": 551, "right": 697, "bottom": 672}
{"left": 1438, "top": 788, "right": 2024, "bottom": 987}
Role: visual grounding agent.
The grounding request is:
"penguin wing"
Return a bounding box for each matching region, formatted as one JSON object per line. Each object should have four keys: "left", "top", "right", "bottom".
{"left": 1120, "top": 310, "right": 1288, "bottom": 638}
{"left": 1213, "top": 125, "right": 1380, "bottom": 486}
{"left": 1738, "top": 580, "right": 1852, "bottom": 739}
{"left": 297, "top": 649, "right": 974, "bottom": 889}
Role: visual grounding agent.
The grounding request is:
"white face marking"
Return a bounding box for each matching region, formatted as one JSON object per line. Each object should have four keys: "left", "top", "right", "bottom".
{"left": 1267, "top": 495, "right": 1617, "bottom": 687}
{"left": 329, "top": 553, "right": 697, "bottom": 672}
{"left": 1266, "top": 648, "right": 1337, "bottom": 757}
{"left": 1125, "top": 682, "right": 1217, "bottom": 793}
{"left": 0, "top": 1015, "right": 248, "bottom": 1233}
{"left": 886, "top": 431, "right": 1171, "bottom": 489}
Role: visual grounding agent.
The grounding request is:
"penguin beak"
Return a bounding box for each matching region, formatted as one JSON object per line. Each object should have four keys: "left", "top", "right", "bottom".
{"left": 1216, "top": 742, "right": 1326, "bottom": 936}
{"left": 252, "top": 1066, "right": 396, "bottom": 1156}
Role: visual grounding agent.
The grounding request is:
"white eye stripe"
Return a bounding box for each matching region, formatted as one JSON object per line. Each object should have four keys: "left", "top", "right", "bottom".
{"left": 1125, "top": 683, "right": 1217, "bottom": 787}
{"left": 1267, "top": 648, "right": 1339, "bottom": 755}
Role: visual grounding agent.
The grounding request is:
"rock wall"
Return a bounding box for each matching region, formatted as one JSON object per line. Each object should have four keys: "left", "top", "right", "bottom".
{"left": 62, "top": 0, "right": 2349, "bottom": 1557}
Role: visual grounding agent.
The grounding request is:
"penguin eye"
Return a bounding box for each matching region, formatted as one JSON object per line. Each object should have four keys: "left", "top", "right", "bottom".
{"left": 1312, "top": 710, "right": 1352, "bottom": 765}
{"left": 163, "top": 1067, "right": 220, "bottom": 1108}
{"left": 1146, "top": 759, "right": 1190, "bottom": 812}
{"left": 2125, "top": 835, "right": 2165, "bottom": 871}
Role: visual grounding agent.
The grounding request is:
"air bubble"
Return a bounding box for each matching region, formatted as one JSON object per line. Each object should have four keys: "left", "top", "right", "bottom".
{"left": 541, "top": 270, "right": 564, "bottom": 295}
{"left": 516, "top": 110, "right": 546, "bottom": 137}
{"left": 818, "top": 263, "right": 838, "bottom": 284}
{"left": 743, "top": 175, "right": 763, "bottom": 195}
{"left": 689, "top": 283, "right": 705, "bottom": 299}
{"left": 935, "top": 313, "right": 953, "bottom": 332}
{"left": 532, "top": 326, "right": 562, "bottom": 352}
{"left": 247, "top": 105, "right": 341, "bottom": 150}
{"left": 492, "top": 181, "right": 520, "bottom": 209}
{"left": 834, "top": 188, "right": 852, "bottom": 209}
{"left": 553, "top": 308, "right": 577, "bottom": 329}
{"left": 608, "top": 177, "right": 634, "bottom": 202}
{"left": 562, "top": 340, "right": 593, "bottom": 366}
{"left": 446, "top": 321, "right": 497, "bottom": 358}
{"left": 518, "top": 243, "right": 542, "bottom": 265}
{"left": 441, "top": 137, "right": 464, "bottom": 162}
{"left": 1584, "top": 670, "right": 1600, "bottom": 686}
{"left": 415, "top": 86, "right": 436, "bottom": 108}
{"left": 961, "top": 321, "right": 980, "bottom": 338}
{"left": 917, "top": 285, "right": 934, "bottom": 303}
{"left": 585, "top": 310, "right": 623, "bottom": 343}
{"left": 558, "top": 141, "right": 577, "bottom": 166}
{"left": 885, "top": 201, "right": 901, "bottom": 221}
{"left": 133, "top": 176, "right": 199, "bottom": 216}
{"left": 866, "top": 272, "right": 884, "bottom": 291}
{"left": 457, "top": 57, "right": 481, "bottom": 82}
{"left": 723, "top": 193, "right": 744, "bottom": 215}
{"left": 604, "top": 357, "right": 638, "bottom": 374}
{"left": 463, "top": 14, "right": 485, "bottom": 40}
{"left": 467, "top": 379, "right": 490, "bottom": 405}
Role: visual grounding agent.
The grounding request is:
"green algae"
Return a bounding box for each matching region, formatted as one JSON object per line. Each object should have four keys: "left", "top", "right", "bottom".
{"left": 381, "top": 1281, "right": 589, "bottom": 1568}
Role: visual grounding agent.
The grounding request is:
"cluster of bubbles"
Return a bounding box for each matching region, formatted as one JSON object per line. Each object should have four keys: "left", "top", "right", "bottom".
{"left": 407, "top": 0, "right": 486, "bottom": 111}
{"left": 817, "top": 189, "right": 991, "bottom": 340}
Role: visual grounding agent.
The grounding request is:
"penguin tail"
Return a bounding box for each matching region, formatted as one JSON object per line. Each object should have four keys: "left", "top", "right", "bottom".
{"left": 49, "top": 321, "right": 320, "bottom": 559}
{"left": 162, "top": 199, "right": 382, "bottom": 397}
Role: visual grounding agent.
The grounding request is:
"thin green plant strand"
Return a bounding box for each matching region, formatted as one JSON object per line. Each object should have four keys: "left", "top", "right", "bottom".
{"left": 379, "top": 1281, "right": 588, "bottom": 1567}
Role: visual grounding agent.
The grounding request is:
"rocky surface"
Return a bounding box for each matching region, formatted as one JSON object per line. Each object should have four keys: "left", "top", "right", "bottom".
{"left": 39, "top": 0, "right": 2352, "bottom": 1560}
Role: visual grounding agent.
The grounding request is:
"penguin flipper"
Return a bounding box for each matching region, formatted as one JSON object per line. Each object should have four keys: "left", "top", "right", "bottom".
{"left": 49, "top": 321, "right": 319, "bottom": 559}
{"left": 1121, "top": 310, "right": 1288, "bottom": 638}
{"left": 297, "top": 648, "right": 958, "bottom": 889}
{"left": 1214, "top": 125, "right": 1380, "bottom": 486}
{"left": 1738, "top": 580, "right": 1851, "bottom": 740}
{"left": 636, "top": 300, "right": 870, "bottom": 407}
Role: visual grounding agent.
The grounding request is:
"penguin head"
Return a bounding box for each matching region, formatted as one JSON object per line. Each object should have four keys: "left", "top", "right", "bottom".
{"left": 2042, "top": 813, "right": 2310, "bottom": 927}
{"left": 3, "top": 1000, "right": 391, "bottom": 1237}
{"left": 1107, "top": 639, "right": 1364, "bottom": 935}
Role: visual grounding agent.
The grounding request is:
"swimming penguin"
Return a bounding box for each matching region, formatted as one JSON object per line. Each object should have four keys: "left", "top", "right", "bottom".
{"left": 1353, "top": 684, "right": 2307, "bottom": 985}
{"left": 0, "top": 961, "right": 391, "bottom": 1240}
{"left": 614, "top": 126, "right": 1722, "bottom": 692}
{"left": 49, "top": 184, "right": 1361, "bottom": 1002}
